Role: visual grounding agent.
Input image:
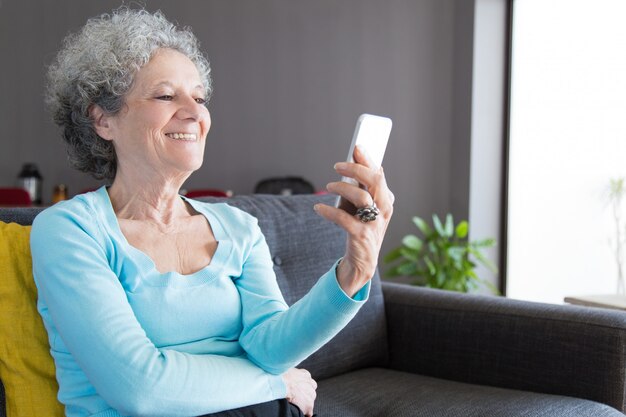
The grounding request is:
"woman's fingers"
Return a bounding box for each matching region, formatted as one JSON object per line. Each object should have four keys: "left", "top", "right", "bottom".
{"left": 353, "top": 144, "right": 377, "bottom": 168}
{"left": 326, "top": 181, "right": 373, "bottom": 209}
{"left": 372, "top": 166, "right": 394, "bottom": 215}
{"left": 283, "top": 368, "right": 317, "bottom": 417}
{"left": 333, "top": 163, "right": 393, "bottom": 215}
{"left": 382, "top": 167, "right": 396, "bottom": 206}
{"left": 313, "top": 203, "right": 362, "bottom": 235}
{"left": 334, "top": 162, "right": 375, "bottom": 189}
{"left": 336, "top": 145, "right": 379, "bottom": 187}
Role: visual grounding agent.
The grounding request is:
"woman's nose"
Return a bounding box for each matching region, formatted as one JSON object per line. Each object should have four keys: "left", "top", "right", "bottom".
{"left": 176, "top": 96, "right": 204, "bottom": 121}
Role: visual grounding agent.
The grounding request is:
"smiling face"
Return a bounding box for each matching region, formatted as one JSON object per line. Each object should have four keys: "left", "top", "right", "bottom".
{"left": 98, "top": 48, "right": 211, "bottom": 183}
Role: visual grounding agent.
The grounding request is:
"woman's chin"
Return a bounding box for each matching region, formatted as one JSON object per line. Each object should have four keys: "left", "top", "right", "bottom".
{"left": 181, "top": 159, "right": 204, "bottom": 174}
{"left": 165, "top": 150, "right": 205, "bottom": 174}
{"left": 158, "top": 158, "right": 204, "bottom": 178}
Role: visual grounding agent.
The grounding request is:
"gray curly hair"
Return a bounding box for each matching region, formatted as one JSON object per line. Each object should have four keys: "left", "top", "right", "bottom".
{"left": 45, "top": 7, "right": 212, "bottom": 180}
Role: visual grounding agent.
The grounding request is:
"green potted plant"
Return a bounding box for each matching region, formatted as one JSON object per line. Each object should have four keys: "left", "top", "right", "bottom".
{"left": 384, "top": 214, "right": 499, "bottom": 294}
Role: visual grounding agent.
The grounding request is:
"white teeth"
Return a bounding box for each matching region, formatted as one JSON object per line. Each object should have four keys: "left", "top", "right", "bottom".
{"left": 167, "top": 133, "right": 197, "bottom": 141}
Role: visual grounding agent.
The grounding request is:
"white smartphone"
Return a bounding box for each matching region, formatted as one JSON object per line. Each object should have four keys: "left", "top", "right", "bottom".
{"left": 335, "top": 113, "right": 392, "bottom": 215}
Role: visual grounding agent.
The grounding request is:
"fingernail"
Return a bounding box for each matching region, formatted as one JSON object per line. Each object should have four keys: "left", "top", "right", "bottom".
{"left": 313, "top": 204, "right": 320, "bottom": 212}
{"left": 334, "top": 162, "right": 347, "bottom": 170}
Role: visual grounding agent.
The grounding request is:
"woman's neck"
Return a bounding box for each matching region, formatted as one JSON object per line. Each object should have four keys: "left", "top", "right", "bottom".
{"left": 107, "top": 173, "right": 191, "bottom": 226}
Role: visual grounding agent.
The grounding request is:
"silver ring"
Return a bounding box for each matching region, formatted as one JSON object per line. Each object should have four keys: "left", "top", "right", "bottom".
{"left": 356, "top": 203, "right": 379, "bottom": 223}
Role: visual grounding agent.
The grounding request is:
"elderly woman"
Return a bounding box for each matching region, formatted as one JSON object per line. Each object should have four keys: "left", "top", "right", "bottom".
{"left": 31, "top": 7, "right": 393, "bottom": 417}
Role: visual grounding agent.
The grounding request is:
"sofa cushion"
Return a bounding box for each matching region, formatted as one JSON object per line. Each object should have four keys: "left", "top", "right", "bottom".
{"left": 198, "top": 194, "right": 389, "bottom": 380}
{"left": 0, "top": 222, "right": 64, "bottom": 417}
{"left": 316, "top": 368, "right": 625, "bottom": 417}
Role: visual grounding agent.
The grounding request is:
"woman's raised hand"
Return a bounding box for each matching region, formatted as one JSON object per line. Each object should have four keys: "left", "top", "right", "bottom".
{"left": 314, "top": 145, "right": 394, "bottom": 297}
{"left": 282, "top": 368, "right": 317, "bottom": 416}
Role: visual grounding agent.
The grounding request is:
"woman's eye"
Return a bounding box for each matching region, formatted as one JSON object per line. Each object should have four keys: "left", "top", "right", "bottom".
{"left": 157, "top": 95, "right": 174, "bottom": 101}
{"left": 195, "top": 97, "right": 207, "bottom": 104}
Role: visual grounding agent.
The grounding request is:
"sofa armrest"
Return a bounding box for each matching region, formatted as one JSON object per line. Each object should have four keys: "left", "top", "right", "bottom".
{"left": 382, "top": 282, "right": 626, "bottom": 412}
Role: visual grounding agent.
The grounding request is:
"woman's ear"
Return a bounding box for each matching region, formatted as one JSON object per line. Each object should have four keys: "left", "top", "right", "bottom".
{"left": 89, "top": 104, "right": 115, "bottom": 141}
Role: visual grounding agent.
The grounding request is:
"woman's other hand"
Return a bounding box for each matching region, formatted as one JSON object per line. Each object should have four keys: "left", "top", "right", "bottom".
{"left": 315, "top": 145, "right": 394, "bottom": 297}
{"left": 282, "top": 368, "right": 317, "bottom": 416}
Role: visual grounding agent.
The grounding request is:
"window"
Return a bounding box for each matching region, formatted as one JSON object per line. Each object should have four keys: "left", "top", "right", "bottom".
{"left": 507, "top": 0, "right": 626, "bottom": 303}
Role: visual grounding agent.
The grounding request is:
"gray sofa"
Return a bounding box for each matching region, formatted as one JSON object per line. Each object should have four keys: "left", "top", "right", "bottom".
{"left": 1, "top": 194, "right": 625, "bottom": 416}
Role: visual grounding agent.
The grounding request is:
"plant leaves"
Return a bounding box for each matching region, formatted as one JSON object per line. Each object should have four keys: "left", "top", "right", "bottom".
{"left": 399, "top": 247, "right": 420, "bottom": 262}
{"left": 471, "top": 238, "right": 496, "bottom": 248}
{"left": 386, "top": 263, "right": 409, "bottom": 277}
{"left": 481, "top": 279, "right": 501, "bottom": 295}
{"left": 444, "top": 214, "right": 454, "bottom": 237}
{"left": 411, "top": 277, "right": 427, "bottom": 286}
{"left": 436, "top": 271, "right": 447, "bottom": 288}
{"left": 610, "top": 177, "right": 626, "bottom": 200}
{"left": 432, "top": 214, "right": 445, "bottom": 237}
{"left": 392, "top": 212, "right": 500, "bottom": 294}
{"left": 402, "top": 234, "right": 423, "bottom": 251}
{"left": 455, "top": 221, "right": 469, "bottom": 238}
{"left": 385, "top": 266, "right": 403, "bottom": 278}
{"left": 469, "top": 248, "right": 498, "bottom": 273}
{"left": 424, "top": 256, "right": 436, "bottom": 276}
{"left": 412, "top": 216, "right": 431, "bottom": 235}
{"left": 383, "top": 247, "right": 404, "bottom": 263}
{"left": 447, "top": 247, "right": 464, "bottom": 262}
{"left": 428, "top": 241, "right": 438, "bottom": 254}
{"left": 397, "top": 261, "right": 419, "bottom": 275}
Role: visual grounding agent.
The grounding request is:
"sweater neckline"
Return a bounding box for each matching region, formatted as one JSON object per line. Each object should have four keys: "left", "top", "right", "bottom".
{"left": 93, "top": 186, "right": 233, "bottom": 284}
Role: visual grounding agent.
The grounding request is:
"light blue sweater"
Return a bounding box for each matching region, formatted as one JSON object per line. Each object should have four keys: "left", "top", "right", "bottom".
{"left": 31, "top": 187, "right": 369, "bottom": 417}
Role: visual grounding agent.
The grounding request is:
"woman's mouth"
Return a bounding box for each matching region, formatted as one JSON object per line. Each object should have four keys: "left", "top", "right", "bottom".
{"left": 165, "top": 133, "right": 197, "bottom": 141}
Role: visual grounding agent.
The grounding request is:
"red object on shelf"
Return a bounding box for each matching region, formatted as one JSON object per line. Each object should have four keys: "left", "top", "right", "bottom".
{"left": 185, "top": 189, "right": 230, "bottom": 198}
{"left": 0, "top": 187, "right": 32, "bottom": 207}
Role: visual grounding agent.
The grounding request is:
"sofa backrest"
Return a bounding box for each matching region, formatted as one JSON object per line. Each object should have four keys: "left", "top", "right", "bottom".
{"left": 0, "top": 194, "right": 388, "bottom": 413}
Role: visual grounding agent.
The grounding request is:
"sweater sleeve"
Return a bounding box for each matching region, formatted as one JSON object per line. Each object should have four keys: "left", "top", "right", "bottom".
{"left": 235, "top": 215, "right": 370, "bottom": 374}
{"left": 31, "top": 203, "right": 285, "bottom": 417}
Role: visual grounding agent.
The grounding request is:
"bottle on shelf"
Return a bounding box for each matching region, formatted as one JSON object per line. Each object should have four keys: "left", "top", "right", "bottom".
{"left": 52, "top": 184, "right": 68, "bottom": 204}
{"left": 17, "top": 163, "right": 43, "bottom": 205}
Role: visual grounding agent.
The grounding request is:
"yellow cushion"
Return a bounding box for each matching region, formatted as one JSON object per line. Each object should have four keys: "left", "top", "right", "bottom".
{"left": 0, "top": 222, "right": 64, "bottom": 417}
